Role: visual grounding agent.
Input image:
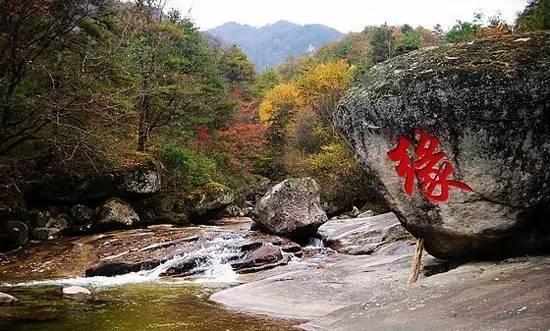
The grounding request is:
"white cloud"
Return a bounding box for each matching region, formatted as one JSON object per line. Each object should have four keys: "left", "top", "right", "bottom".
{"left": 167, "top": 0, "right": 528, "bottom": 32}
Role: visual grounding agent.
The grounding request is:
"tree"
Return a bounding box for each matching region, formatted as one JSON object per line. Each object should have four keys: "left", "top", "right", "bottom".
{"left": 368, "top": 24, "right": 397, "bottom": 63}
{"left": 396, "top": 24, "right": 422, "bottom": 55}
{"left": 516, "top": 0, "right": 550, "bottom": 32}
{"left": 0, "top": 0, "right": 110, "bottom": 156}
{"left": 259, "top": 83, "right": 302, "bottom": 148}
{"left": 253, "top": 69, "right": 280, "bottom": 96}
{"left": 219, "top": 44, "right": 257, "bottom": 85}
{"left": 125, "top": 5, "right": 231, "bottom": 151}
{"left": 219, "top": 100, "right": 266, "bottom": 171}
{"left": 315, "top": 33, "right": 371, "bottom": 66}
{"left": 275, "top": 55, "right": 314, "bottom": 82}
{"left": 296, "top": 60, "right": 352, "bottom": 127}
{"left": 477, "top": 13, "right": 513, "bottom": 38}
{"left": 443, "top": 21, "right": 479, "bottom": 43}
{"left": 431, "top": 24, "right": 445, "bottom": 45}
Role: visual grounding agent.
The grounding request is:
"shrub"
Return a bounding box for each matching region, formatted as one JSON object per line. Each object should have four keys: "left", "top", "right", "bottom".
{"left": 160, "top": 145, "right": 217, "bottom": 188}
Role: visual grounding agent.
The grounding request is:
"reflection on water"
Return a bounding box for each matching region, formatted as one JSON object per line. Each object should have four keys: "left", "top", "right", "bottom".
{"left": 0, "top": 283, "right": 297, "bottom": 331}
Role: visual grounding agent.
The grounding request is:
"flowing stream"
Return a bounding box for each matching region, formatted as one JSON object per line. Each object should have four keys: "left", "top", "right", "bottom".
{"left": 5, "top": 237, "right": 243, "bottom": 288}
{"left": 0, "top": 234, "right": 297, "bottom": 330}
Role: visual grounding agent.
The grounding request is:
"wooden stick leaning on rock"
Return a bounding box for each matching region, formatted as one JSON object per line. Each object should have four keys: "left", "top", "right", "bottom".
{"left": 408, "top": 238, "right": 424, "bottom": 284}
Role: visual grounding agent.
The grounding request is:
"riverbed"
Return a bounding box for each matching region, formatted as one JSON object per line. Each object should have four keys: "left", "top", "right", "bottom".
{"left": 0, "top": 282, "right": 297, "bottom": 330}
{"left": 1, "top": 216, "right": 549, "bottom": 330}
{"left": 0, "top": 218, "right": 303, "bottom": 330}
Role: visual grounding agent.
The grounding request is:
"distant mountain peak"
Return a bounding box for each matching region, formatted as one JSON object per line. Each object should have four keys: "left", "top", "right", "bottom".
{"left": 269, "top": 20, "right": 299, "bottom": 27}
{"left": 207, "top": 21, "right": 343, "bottom": 70}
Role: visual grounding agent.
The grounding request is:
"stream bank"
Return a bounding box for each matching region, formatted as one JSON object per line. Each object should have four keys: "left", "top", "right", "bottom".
{"left": 1, "top": 215, "right": 549, "bottom": 330}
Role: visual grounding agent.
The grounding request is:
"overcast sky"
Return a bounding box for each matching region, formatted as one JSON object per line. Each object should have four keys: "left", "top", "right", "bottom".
{"left": 168, "top": 0, "right": 528, "bottom": 32}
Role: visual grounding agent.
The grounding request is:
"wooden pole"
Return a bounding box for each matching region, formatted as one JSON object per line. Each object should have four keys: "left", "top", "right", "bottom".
{"left": 408, "top": 238, "right": 424, "bottom": 284}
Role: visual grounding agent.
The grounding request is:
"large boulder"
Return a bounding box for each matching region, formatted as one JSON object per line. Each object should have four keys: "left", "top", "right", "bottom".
{"left": 334, "top": 32, "right": 550, "bottom": 259}
{"left": 70, "top": 204, "right": 95, "bottom": 223}
{"left": 253, "top": 178, "right": 328, "bottom": 238}
{"left": 96, "top": 198, "right": 139, "bottom": 229}
{"left": 120, "top": 166, "right": 161, "bottom": 194}
{"left": 186, "top": 182, "right": 235, "bottom": 222}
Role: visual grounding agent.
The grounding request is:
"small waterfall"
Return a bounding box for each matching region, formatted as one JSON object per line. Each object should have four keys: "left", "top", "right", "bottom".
{"left": 4, "top": 237, "right": 244, "bottom": 288}
{"left": 305, "top": 236, "right": 324, "bottom": 248}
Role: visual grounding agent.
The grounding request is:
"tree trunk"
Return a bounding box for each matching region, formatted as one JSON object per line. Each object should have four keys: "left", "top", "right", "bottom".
{"left": 408, "top": 238, "right": 424, "bottom": 284}
{"left": 137, "top": 94, "right": 150, "bottom": 152}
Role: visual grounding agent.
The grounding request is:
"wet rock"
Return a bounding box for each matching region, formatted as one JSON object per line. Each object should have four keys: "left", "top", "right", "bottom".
{"left": 236, "top": 255, "right": 291, "bottom": 274}
{"left": 0, "top": 216, "right": 298, "bottom": 281}
{"left": 334, "top": 32, "right": 550, "bottom": 259}
{"left": 64, "top": 222, "right": 94, "bottom": 236}
{"left": 85, "top": 261, "right": 161, "bottom": 277}
{"left": 120, "top": 166, "right": 161, "bottom": 194}
{"left": 32, "top": 227, "right": 62, "bottom": 241}
{"left": 0, "top": 292, "right": 19, "bottom": 306}
{"left": 186, "top": 182, "right": 235, "bottom": 222}
{"left": 318, "top": 212, "right": 411, "bottom": 255}
{"left": 70, "top": 204, "right": 94, "bottom": 223}
{"left": 96, "top": 198, "right": 139, "bottom": 229}
{"left": 232, "top": 244, "right": 283, "bottom": 271}
{"left": 253, "top": 178, "right": 328, "bottom": 238}
{"left": 161, "top": 258, "right": 201, "bottom": 277}
{"left": 0, "top": 220, "right": 28, "bottom": 252}
{"left": 45, "top": 214, "right": 69, "bottom": 230}
{"left": 62, "top": 286, "right": 91, "bottom": 301}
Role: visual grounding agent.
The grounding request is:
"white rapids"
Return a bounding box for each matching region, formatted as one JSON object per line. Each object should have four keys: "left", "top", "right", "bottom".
{"left": 3, "top": 237, "right": 243, "bottom": 288}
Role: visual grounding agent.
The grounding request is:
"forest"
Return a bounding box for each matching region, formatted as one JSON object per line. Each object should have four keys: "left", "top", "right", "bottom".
{"left": 1, "top": 0, "right": 548, "bottom": 216}
{"left": 1, "top": 1, "right": 550, "bottom": 330}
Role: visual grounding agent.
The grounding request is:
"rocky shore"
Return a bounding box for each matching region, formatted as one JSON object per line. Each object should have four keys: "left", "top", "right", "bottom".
{"left": 2, "top": 213, "right": 548, "bottom": 330}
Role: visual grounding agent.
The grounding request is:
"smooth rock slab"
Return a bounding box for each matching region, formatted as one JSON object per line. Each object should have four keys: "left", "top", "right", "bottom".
{"left": 318, "top": 212, "right": 411, "bottom": 255}
{"left": 302, "top": 256, "right": 550, "bottom": 331}
{"left": 210, "top": 250, "right": 415, "bottom": 321}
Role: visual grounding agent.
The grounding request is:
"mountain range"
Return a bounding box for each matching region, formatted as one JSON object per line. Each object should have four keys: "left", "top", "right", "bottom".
{"left": 207, "top": 20, "right": 343, "bottom": 70}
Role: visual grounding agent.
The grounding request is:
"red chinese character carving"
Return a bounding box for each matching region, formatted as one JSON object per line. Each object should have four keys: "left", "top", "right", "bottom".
{"left": 387, "top": 129, "right": 472, "bottom": 202}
